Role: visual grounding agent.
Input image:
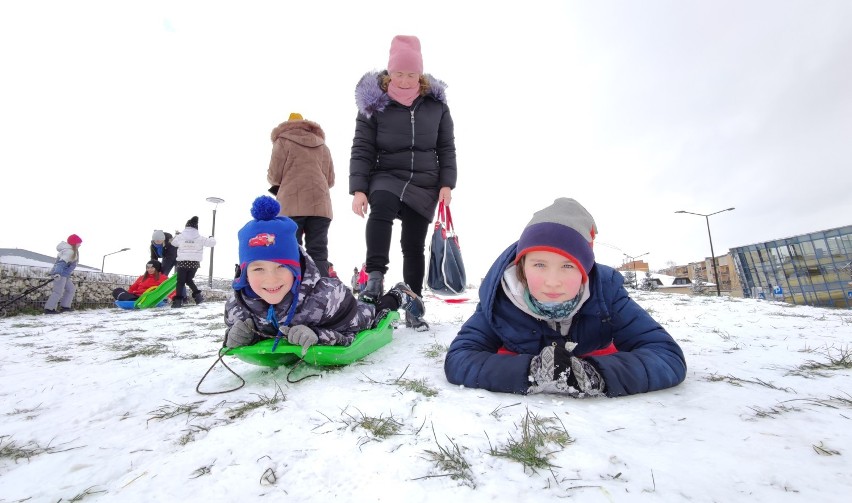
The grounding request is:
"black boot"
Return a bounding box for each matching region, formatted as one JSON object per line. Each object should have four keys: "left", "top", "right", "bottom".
{"left": 192, "top": 292, "right": 204, "bottom": 305}
{"left": 359, "top": 271, "right": 384, "bottom": 304}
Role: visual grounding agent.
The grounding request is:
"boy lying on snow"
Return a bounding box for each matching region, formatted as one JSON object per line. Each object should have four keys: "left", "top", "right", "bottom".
{"left": 444, "top": 197, "right": 687, "bottom": 397}
{"left": 223, "top": 196, "right": 424, "bottom": 353}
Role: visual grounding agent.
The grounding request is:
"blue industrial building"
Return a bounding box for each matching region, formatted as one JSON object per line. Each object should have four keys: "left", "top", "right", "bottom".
{"left": 731, "top": 225, "right": 852, "bottom": 308}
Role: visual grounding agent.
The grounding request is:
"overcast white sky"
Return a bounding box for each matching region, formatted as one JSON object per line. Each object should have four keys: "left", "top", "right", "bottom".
{"left": 2, "top": 0, "right": 851, "bottom": 283}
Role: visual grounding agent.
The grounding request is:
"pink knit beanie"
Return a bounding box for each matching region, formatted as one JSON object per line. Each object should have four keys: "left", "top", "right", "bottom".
{"left": 388, "top": 35, "right": 423, "bottom": 74}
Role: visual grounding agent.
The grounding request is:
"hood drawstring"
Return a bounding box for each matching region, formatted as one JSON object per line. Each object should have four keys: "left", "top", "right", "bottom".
{"left": 266, "top": 291, "right": 299, "bottom": 351}
{"left": 266, "top": 305, "right": 281, "bottom": 350}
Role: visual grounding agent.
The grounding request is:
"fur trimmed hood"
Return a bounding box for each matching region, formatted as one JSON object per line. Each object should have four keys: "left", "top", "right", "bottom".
{"left": 354, "top": 71, "right": 448, "bottom": 119}
{"left": 270, "top": 119, "right": 326, "bottom": 147}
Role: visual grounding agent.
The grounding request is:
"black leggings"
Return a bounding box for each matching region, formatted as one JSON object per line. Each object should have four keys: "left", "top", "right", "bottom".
{"left": 112, "top": 288, "right": 139, "bottom": 301}
{"left": 291, "top": 216, "right": 332, "bottom": 276}
{"left": 176, "top": 267, "right": 199, "bottom": 299}
{"left": 365, "top": 190, "right": 431, "bottom": 295}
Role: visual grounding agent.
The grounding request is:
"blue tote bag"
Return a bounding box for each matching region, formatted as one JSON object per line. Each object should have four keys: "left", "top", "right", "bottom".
{"left": 427, "top": 202, "right": 467, "bottom": 295}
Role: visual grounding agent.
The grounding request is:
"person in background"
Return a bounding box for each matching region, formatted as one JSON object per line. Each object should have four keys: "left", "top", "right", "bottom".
{"left": 349, "top": 34, "right": 457, "bottom": 331}
{"left": 358, "top": 262, "right": 368, "bottom": 293}
{"left": 350, "top": 267, "right": 360, "bottom": 293}
{"left": 112, "top": 260, "right": 170, "bottom": 301}
{"left": 150, "top": 230, "right": 178, "bottom": 276}
{"left": 171, "top": 216, "right": 216, "bottom": 308}
{"left": 223, "top": 196, "right": 425, "bottom": 351}
{"left": 267, "top": 112, "right": 336, "bottom": 277}
{"left": 444, "top": 198, "right": 687, "bottom": 398}
{"left": 44, "top": 234, "right": 82, "bottom": 314}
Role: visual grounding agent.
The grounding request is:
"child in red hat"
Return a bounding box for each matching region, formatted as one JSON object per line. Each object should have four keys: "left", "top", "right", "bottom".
{"left": 44, "top": 234, "right": 82, "bottom": 314}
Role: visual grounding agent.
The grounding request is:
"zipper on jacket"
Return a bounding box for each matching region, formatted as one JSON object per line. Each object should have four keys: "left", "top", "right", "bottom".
{"left": 399, "top": 103, "right": 420, "bottom": 201}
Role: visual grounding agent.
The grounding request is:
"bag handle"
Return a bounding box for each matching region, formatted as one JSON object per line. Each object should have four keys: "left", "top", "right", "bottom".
{"left": 438, "top": 201, "right": 456, "bottom": 233}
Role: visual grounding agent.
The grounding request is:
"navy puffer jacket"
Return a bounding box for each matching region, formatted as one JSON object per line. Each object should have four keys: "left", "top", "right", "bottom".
{"left": 444, "top": 243, "right": 687, "bottom": 397}
{"left": 349, "top": 71, "right": 457, "bottom": 220}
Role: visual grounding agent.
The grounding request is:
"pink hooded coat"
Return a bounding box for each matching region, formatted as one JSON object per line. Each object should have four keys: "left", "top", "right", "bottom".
{"left": 267, "top": 119, "right": 335, "bottom": 219}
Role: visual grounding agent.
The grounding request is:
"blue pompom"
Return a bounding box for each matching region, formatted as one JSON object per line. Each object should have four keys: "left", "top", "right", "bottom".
{"left": 251, "top": 196, "right": 281, "bottom": 221}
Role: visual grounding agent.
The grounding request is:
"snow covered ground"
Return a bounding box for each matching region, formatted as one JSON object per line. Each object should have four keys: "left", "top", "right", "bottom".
{"left": 1, "top": 290, "right": 851, "bottom": 502}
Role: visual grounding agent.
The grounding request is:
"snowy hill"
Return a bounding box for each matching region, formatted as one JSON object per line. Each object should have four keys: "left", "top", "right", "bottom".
{"left": 1, "top": 291, "right": 850, "bottom": 502}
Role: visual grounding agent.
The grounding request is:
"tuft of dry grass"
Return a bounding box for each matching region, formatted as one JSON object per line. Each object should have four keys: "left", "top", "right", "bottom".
{"left": 147, "top": 400, "right": 213, "bottom": 425}
{"left": 487, "top": 408, "right": 574, "bottom": 474}
{"left": 419, "top": 423, "right": 475, "bottom": 487}
{"left": 788, "top": 345, "right": 852, "bottom": 377}
{"left": 227, "top": 384, "right": 286, "bottom": 420}
{"left": 0, "top": 434, "right": 81, "bottom": 463}
{"left": 705, "top": 373, "right": 794, "bottom": 392}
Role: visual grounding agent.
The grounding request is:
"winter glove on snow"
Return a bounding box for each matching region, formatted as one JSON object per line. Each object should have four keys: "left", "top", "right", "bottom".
{"left": 224, "top": 318, "right": 257, "bottom": 348}
{"left": 287, "top": 325, "right": 318, "bottom": 355}
{"left": 528, "top": 343, "right": 605, "bottom": 397}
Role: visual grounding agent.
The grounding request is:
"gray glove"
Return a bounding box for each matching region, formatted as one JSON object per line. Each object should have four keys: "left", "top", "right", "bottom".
{"left": 225, "top": 318, "right": 256, "bottom": 348}
{"left": 287, "top": 325, "right": 318, "bottom": 355}
{"left": 528, "top": 343, "right": 605, "bottom": 397}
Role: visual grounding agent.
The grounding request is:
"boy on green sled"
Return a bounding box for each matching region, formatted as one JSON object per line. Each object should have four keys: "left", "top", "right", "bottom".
{"left": 223, "top": 196, "right": 424, "bottom": 353}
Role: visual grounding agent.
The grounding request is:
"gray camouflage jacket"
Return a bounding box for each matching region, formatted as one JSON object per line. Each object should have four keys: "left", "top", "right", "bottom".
{"left": 224, "top": 251, "right": 376, "bottom": 346}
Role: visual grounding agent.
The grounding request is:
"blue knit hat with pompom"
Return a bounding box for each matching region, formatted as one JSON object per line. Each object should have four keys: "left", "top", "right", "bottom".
{"left": 233, "top": 196, "right": 302, "bottom": 292}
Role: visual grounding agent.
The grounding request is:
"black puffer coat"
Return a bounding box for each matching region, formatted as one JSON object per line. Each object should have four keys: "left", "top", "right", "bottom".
{"left": 149, "top": 232, "right": 177, "bottom": 274}
{"left": 349, "top": 71, "right": 457, "bottom": 220}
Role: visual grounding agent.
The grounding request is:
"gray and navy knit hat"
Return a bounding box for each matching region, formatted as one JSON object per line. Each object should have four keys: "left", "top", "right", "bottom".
{"left": 515, "top": 198, "right": 597, "bottom": 282}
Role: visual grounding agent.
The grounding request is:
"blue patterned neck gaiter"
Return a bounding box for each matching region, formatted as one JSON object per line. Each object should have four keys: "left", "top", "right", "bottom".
{"left": 525, "top": 285, "right": 585, "bottom": 319}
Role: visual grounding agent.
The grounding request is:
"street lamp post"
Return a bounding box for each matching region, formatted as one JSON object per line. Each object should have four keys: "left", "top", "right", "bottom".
{"left": 205, "top": 197, "right": 225, "bottom": 288}
{"left": 101, "top": 248, "right": 130, "bottom": 273}
{"left": 623, "top": 252, "right": 649, "bottom": 289}
{"left": 675, "top": 207, "right": 735, "bottom": 296}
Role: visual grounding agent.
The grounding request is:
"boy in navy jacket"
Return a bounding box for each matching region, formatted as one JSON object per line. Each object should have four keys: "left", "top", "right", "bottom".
{"left": 444, "top": 198, "right": 686, "bottom": 397}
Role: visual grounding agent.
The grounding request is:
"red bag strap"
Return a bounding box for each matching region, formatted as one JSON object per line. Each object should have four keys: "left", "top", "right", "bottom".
{"left": 438, "top": 201, "right": 455, "bottom": 233}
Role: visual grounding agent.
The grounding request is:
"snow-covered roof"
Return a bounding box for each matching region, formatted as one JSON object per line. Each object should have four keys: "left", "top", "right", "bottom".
{"left": 0, "top": 248, "right": 101, "bottom": 272}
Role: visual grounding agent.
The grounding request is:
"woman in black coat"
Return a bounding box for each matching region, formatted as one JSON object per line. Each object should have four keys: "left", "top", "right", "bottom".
{"left": 349, "top": 35, "right": 457, "bottom": 331}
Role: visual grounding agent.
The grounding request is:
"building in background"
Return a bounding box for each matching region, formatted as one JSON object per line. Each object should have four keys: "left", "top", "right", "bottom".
{"left": 687, "top": 255, "right": 743, "bottom": 296}
{"left": 619, "top": 259, "right": 650, "bottom": 274}
{"left": 616, "top": 259, "right": 650, "bottom": 289}
{"left": 658, "top": 255, "right": 742, "bottom": 296}
{"left": 731, "top": 225, "right": 852, "bottom": 308}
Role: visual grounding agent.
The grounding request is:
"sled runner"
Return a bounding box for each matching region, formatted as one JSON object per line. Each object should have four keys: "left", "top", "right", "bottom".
{"left": 114, "top": 299, "right": 169, "bottom": 309}
{"left": 223, "top": 310, "right": 399, "bottom": 367}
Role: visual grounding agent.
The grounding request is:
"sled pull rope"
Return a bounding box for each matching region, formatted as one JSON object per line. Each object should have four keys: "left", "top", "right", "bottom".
{"left": 195, "top": 349, "right": 246, "bottom": 395}
{"left": 286, "top": 359, "right": 321, "bottom": 383}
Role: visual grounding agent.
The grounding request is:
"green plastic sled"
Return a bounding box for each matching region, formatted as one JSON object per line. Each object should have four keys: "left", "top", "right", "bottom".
{"left": 133, "top": 275, "right": 177, "bottom": 309}
{"left": 222, "top": 310, "right": 399, "bottom": 367}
